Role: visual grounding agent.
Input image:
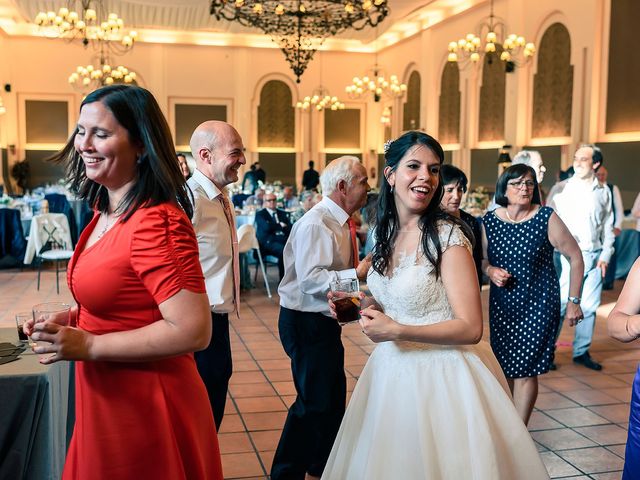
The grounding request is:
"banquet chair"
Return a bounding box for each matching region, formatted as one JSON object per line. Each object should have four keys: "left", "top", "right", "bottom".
{"left": 23, "top": 213, "right": 74, "bottom": 294}
{"left": 237, "top": 223, "right": 272, "bottom": 298}
{"left": 44, "top": 193, "right": 78, "bottom": 245}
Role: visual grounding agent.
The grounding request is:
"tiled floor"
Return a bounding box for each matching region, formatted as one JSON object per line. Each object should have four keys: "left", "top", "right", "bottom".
{"left": 1, "top": 267, "right": 636, "bottom": 479}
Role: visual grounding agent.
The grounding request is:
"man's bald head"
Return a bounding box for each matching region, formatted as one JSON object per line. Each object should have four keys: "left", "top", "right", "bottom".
{"left": 189, "top": 120, "right": 246, "bottom": 189}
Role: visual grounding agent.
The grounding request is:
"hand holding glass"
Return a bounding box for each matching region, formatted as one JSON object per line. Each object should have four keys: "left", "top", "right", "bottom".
{"left": 32, "top": 302, "right": 71, "bottom": 359}
{"left": 330, "top": 278, "right": 361, "bottom": 325}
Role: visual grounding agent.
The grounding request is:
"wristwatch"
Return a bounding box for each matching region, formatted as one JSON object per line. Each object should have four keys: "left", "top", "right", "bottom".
{"left": 568, "top": 296, "right": 581, "bottom": 305}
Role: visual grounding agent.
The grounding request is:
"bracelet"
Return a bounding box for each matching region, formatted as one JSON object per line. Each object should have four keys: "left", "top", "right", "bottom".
{"left": 625, "top": 316, "right": 640, "bottom": 340}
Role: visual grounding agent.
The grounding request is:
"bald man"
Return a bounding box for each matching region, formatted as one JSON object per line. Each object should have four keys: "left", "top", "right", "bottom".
{"left": 187, "top": 120, "right": 246, "bottom": 428}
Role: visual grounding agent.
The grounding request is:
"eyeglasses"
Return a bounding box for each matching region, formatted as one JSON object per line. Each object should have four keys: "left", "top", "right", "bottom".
{"left": 507, "top": 180, "right": 535, "bottom": 189}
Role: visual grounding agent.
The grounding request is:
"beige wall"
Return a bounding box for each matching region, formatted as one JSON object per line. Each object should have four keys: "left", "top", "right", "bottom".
{"left": 1, "top": 0, "right": 637, "bottom": 197}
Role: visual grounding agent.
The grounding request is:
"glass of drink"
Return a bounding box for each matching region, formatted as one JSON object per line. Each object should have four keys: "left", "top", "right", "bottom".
{"left": 330, "top": 278, "right": 360, "bottom": 325}
{"left": 32, "top": 302, "right": 71, "bottom": 359}
{"left": 15, "top": 312, "right": 33, "bottom": 346}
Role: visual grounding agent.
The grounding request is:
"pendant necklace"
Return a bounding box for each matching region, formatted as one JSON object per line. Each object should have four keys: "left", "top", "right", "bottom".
{"left": 98, "top": 211, "right": 119, "bottom": 238}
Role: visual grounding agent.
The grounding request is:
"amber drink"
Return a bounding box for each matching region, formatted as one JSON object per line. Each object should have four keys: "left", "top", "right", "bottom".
{"left": 330, "top": 278, "right": 360, "bottom": 325}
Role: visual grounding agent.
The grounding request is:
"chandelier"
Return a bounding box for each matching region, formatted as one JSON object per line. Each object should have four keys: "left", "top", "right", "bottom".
{"left": 210, "top": 1, "right": 389, "bottom": 82}
{"left": 380, "top": 106, "right": 391, "bottom": 125}
{"left": 34, "top": 1, "right": 137, "bottom": 55}
{"left": 345, "top": 65, "right": 406, "bottom": 102}
{"left": 68, "top": 47, "right": 138, "bottom": 91}
{"left": 296, "top": 86, "right": 345, "bottom": 111}
{"left": 446, "top": 0, "right": 534, "bottom": 72}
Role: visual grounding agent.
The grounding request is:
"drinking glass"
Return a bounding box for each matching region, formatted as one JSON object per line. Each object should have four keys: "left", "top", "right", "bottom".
{"left": 15, "top": 312, "right": 32, "bottom": 346}
{"left": 32, "top": 302, "right": 71, "bottom": 359}
{"left": 330, "top": 278, "right": 360, "bottom": 325}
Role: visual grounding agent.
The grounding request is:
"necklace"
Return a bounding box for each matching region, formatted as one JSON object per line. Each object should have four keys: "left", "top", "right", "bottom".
{"left": 97, "top": 212, "right": 119, "bottom": 238}
{"left": 505, "top": 208, "right": 531, "bottom": 224}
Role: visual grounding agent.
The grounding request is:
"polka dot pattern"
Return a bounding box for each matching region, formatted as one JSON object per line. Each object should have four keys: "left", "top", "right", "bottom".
{"left": 483, "top": 206, "right": 560, "bottom": 378}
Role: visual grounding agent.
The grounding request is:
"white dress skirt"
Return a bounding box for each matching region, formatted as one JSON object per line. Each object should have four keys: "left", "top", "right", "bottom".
{"left": 321, "top": 224, "right": 549, "bottom": 480}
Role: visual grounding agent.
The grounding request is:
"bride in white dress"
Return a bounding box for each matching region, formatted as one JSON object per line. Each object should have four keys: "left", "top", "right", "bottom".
{"left": 322, "top": 132, "right": 548, "bottom": 480}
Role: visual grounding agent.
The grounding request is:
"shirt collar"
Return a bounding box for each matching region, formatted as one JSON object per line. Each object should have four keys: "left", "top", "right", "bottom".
{"left": 321, "top": 196, "right": 350, "bottom": 226}
{"left": 192, "top": 169, "right": 223, "bottom": 200}
{"left": 568, "top": 175, "right": 601, "bottom": 190}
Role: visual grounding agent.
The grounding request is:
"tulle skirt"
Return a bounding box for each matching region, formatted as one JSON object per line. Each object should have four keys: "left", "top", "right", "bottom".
{"left": 322, "top": 341, "right": 549, "bottom": 479}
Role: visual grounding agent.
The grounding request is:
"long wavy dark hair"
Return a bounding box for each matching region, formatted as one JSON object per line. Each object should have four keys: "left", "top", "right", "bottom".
{"left": 372, "top": 131, "right": 471, "bottom": 278}
{"left": 50, "top": 85, "right": 192, "bottom": 220}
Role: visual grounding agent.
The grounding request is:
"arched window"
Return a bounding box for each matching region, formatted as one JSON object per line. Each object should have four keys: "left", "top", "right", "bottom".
{"left": 258, "top": 80, "right": 295, "bottom": 148}
{"left": 478, "top": 50, "right": 506, "bottom": 142}
{"left": 438, "top": 63, "right": 460, "bottom": 144}
{"left": 403, "top": 71, "right": 421, "bottom": 131}
{"left": 532, "top": 23, "right": 573, "bottom": 138}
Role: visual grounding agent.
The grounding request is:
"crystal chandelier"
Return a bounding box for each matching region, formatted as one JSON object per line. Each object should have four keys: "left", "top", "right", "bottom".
{"left": 68, "top": 47, "right": 138, "bottom": 91}
{"left": 345, "top": 65, "right": 406, "bottom": 102}
{"left": 210, "top": 1, "right": 389, "bottom": 82}
{"left": 380, "top": 106, "right": 391, "bottom": 125}
{"left": 296, "top": 87, "right": 345, "bottom": 111}
{"left": 34, "top": 1, "right": 137, "bottom": 55}
{"left": 446, "top": 0, "right": 535, "bottom": 72}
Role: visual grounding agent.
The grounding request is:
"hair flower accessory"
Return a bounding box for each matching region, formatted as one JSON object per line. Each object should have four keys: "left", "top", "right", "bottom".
{"left": 383, "top": 139, "right": 394, "bottom": 154}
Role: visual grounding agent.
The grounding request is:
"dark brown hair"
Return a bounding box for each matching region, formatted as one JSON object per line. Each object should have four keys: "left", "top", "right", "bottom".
{"left": 50, "top": 85, "right": 192, "bottom": 220}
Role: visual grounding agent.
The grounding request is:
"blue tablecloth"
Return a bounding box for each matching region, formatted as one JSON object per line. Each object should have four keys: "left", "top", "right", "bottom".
{"left": 615, "top": 229, "right": 640, "bottom": 279}
{"left": 0, "top": 208, "right": 27, "bottom": 268}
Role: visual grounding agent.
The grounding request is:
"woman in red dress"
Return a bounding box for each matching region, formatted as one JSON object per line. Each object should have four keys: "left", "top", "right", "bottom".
{"left": 26, "top": 85, "right": 223, "bottom": 479}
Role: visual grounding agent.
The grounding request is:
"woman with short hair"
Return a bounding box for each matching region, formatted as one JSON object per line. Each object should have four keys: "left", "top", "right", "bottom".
{"left": 482, "top": 163, "right": 584, "bottom": 425}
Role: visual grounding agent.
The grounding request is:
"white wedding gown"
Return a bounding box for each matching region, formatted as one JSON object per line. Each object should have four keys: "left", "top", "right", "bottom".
{"left": 322, "top": 224, "right": 549, "bottom": 480}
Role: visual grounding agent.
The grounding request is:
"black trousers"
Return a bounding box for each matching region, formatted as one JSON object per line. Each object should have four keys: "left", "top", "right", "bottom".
{"left": 194, "top": 312, "right": 232, "bottom": 431}
{"left": 271, "top": 307, "right": 346, "bottom": 480}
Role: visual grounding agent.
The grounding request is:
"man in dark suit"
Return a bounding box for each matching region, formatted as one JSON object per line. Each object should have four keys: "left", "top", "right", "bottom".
{"left": 255, "top": 193, "right": 291, "bottom": 280}
{"left": 301, "top": 160, "right": 320, "bottom": 191}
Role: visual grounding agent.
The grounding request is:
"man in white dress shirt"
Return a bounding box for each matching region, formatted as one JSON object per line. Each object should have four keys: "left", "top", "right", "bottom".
{"left": 271, "top": 156, "right": 371, "bottom": 480}
{"left": 548, "top": 144, "right": 614, "bottom": 370}
{"left": 187, "top": 120, "right": 245, "bottom": 429}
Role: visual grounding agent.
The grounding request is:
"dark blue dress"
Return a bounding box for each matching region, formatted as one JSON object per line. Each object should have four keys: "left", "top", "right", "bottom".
{"left": 624, "top": 365, "right": 640, "bottom": 479}
{"left": 483, "top": 206, "right": 559, "bottom": 378}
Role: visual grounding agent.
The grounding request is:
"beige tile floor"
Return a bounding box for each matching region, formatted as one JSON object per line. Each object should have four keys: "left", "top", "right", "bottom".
{"left": 0, "top": 266, "right": 636, "bottom": 479}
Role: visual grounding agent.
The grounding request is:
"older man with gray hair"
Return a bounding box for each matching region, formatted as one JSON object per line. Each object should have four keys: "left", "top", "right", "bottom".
{"left": 272, "top": 156, "right": 371, "bottom": 480}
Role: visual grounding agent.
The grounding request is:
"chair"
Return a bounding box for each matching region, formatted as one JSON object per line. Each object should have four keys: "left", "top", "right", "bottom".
{"left": 237, "top": 224, "right": 272, "bottom": 298}
{"left": 45, "top": 193, "right": 78, "bottom": 246}
{"left": 24, "top": 213, "right": 74, "bottom": 294}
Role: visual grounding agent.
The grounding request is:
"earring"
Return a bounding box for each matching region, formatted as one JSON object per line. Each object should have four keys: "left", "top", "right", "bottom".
{"left": 390, "top": 186, "right": 394, "bottom": 193}
{"left": 136, "top": 154, "right": 142, "bottom": 164}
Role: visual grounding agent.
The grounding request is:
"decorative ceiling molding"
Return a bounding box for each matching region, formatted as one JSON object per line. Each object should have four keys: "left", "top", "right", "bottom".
{"left": 1, "top": 0, "right": 484, "bottom": 52}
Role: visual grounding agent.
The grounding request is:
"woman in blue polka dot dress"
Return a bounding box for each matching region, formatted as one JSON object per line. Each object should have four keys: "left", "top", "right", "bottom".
{"left": 482, "top": 164, "right": 584, "bottom": 425}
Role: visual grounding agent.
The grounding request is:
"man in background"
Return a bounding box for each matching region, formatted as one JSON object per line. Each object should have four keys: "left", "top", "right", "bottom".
{"left": 255, "top": 192, "right": 292, "bottom": 280}
{"left": 548, "top": 144, "right": 614, "bottom": 371}
{"left": 188, "top": 120, "right": 245, "bottom": 428}
{"left": 595, "top": 165, "right": 624, "bottom": 290}
{"left": 302, "top": 160, "right": 320, "bottom": 191}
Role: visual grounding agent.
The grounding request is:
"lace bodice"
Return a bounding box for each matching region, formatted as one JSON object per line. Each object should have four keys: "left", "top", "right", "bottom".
{"left": 367, "top": 222, "right": 471, "bottom": 326}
